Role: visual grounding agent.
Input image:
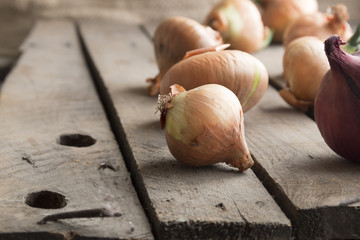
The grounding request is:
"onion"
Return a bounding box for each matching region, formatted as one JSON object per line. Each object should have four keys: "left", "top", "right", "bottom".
{"left": 283, "top": 4, "right": 353, "bottom": 46}
{"left": 279, "top": 36, "right": 330, "bottom": 112}
{"left": 315, "top": 35, "right": 360, "bottom": 162}
{"left": 204, "top": 0, "right": 272, "bottom": 53}
{"left": 159, "top": 46, "right": 268, "bottom": 112}
{"left": 257, "top": 0, "right": 318, "bottom": 43}
{"left": 158, "top": 84, "right": 254, "bottom": 171}
{"left": 146, "top": 16, "right": 223, "bottom": 96}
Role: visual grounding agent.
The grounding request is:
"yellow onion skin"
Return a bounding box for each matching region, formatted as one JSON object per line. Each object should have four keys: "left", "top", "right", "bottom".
{"left": 204, "top": 0, "right": 271, "bottom": 53}
{"left": 162, "top": 84, "right": 254, "bottom": 171}
{"left": 283, "top": 4, "right": 353, "bottom": 46}
{"left": 147, "top": 16, "right": 223, "bottom": 96}
{"left": 280, "top": 36, "right": 330, "bottom": 111}
{"left": 315, "top": 35, "right": 360, "bottom": 162}
{"left": 159, "top": 50, "right": 268, "bottom": 112}
{"left": 258, "top": 0, "right": 318, "bottom": 42}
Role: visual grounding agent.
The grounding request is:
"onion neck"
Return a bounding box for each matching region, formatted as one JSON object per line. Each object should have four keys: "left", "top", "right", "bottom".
{"left": 327, "top": 48, "right": 347, "bottom": 71}
{"left": 325, "top": 35, "right": 360, "bottom": 99}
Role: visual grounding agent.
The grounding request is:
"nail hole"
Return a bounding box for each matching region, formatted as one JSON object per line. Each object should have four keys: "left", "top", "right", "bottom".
{"left": 98, "top": 163, "right": 117, "bottom": 172}
{"left": 215, "top": 202, "right": 226, "bottom": 211}
{"left": 25, "top": 190, "right": 67, "bottom": 209}
{"left": 58, "top": 134, "right": 96, "bottom": 147}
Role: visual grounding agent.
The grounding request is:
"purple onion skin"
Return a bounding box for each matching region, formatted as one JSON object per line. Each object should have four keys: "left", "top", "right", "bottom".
{"left": 315, "top": 35, "right": 360, "bottom": 162}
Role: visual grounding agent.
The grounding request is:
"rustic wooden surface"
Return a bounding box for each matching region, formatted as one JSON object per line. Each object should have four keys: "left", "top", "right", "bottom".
{"left": 2, "top": 10, "right": 360, "bottom": 239}
{"left": 0, "top": 19, "right": 153, "bottom": 239}
{"left": 78, "top": 20, "right": 292, "bottom": 240}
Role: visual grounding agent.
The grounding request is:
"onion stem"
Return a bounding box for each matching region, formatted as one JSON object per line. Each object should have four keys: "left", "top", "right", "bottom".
{"left": 343, "top": 24, "right": 360, "bottom": 54}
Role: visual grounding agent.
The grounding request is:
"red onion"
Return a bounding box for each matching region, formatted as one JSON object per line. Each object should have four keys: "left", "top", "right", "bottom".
{"left": 315, "top": 35, "right": 360, "bottom": 162}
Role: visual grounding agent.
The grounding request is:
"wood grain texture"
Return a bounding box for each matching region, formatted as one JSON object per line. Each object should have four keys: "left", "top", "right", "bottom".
{"left": 0, "top": 20, "right": 152, "bottom": 239}
{"left": 78, "top": 20, "right": 291, "bottom": 240}
{"left": 245, "top": 86, "right": 360, "bottom": 239}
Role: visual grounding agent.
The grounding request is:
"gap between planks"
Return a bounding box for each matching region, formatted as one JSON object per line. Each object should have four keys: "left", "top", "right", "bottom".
{"left": 75, "top": 22, "right": 160, "bottom": 239}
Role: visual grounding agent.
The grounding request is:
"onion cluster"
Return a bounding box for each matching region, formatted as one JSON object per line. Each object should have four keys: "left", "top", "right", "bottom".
{"left": 146, "top": 1, "right": 359, "bottom": 170}
{"left": 156, "top": 45, "right": 267, "bottom": 170}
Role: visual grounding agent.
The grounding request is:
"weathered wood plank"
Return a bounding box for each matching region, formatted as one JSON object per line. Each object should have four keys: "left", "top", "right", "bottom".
{"left": 79, "top": 19, "right": 291, "bottom": 240}
{"left": 245, "top": 84, "right": 360, "bottom": 239}
{"left": 0, "top": 19, "right": 153, "bottom": 239}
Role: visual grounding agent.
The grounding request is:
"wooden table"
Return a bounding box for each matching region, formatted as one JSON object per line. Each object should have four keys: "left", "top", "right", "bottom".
{"left": 0, "top": 19, "right": 360, "bottom": 240}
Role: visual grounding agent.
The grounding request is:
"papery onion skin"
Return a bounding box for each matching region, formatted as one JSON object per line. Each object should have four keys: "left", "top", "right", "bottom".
{"left": 283, "top": 4, "right": 353, "bottom": 46}
{"left": 204, "top": 0, "right": 271, "bottom": 53}
{"left": 280, "top": 36, "right": 329, "bottom": 112}
{"left": 161, "top": 84, "right": 254, "bottom": 171}
{"left": 147, "top": 16, "right": 223, "bottom": 96}
{"left": 159, "top": 50, "right": 269, "bottom": 112}
{"left": 258, "top": 0, "right": 318, "bottom": 43}
{"left": 315, "top": 35, "right": 360, "bottom": 162}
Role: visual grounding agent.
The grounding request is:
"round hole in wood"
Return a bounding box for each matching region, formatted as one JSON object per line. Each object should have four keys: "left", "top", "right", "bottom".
{"left": 58, "top": 133, "right": 96, "bottom": 147}
{"left": 25, "top": 190, "right": 67, "bottom": 209}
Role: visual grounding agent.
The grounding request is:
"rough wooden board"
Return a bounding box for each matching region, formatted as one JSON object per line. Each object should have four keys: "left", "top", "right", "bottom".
{"left": 0, "top": 20, "right": 153, "bottom": 239}
{"left": 245, "top": 86, "right": 360, "bottom": 239}
{"left": 79, "top": 19, "right": 291, "bottom": 240}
